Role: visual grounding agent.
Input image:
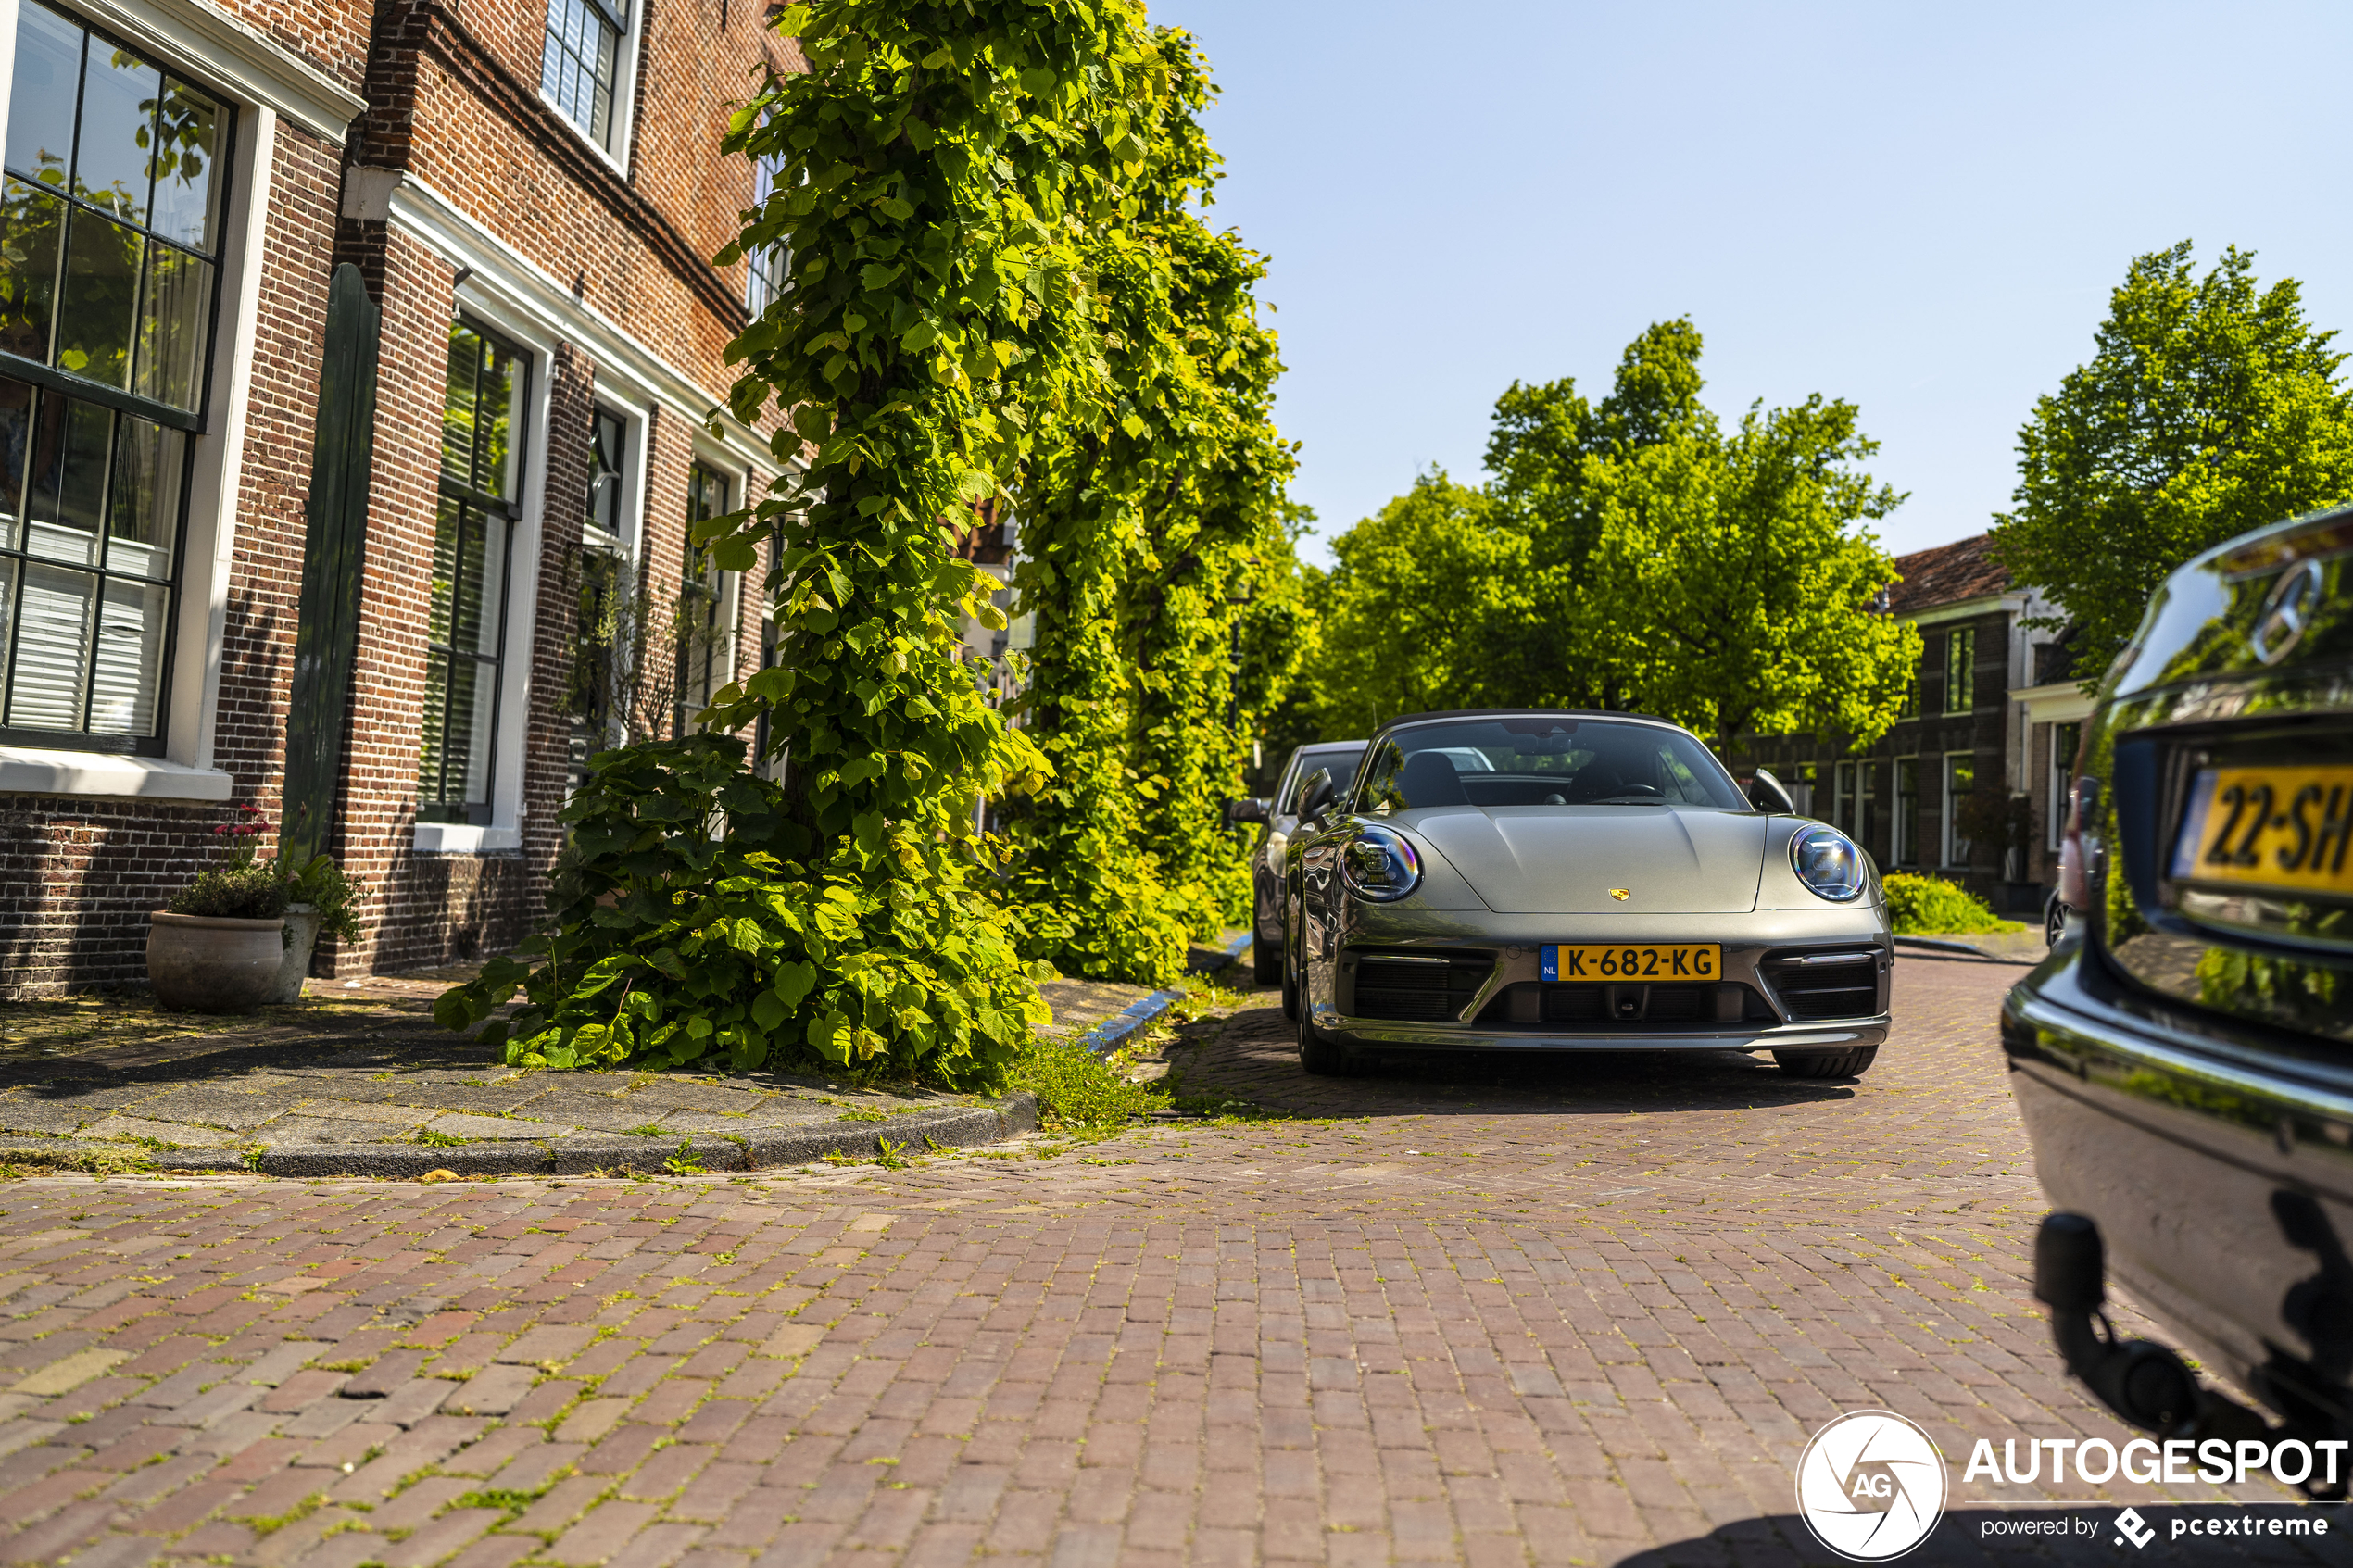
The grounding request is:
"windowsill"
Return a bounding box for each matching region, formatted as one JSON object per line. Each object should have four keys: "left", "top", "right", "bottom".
{"left": 413, "top": 822, "right": 522, "bottom": 854}
{"left": 0, "top": 746, "right": 233, "bottom": 800}
{"left": 537, "top": 91, "right": 630, "bottom": 179}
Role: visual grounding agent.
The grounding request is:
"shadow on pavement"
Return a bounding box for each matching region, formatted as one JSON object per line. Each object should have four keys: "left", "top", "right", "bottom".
{"left": 1171, "top": 999, "right": 1865, "bottom": 1118}
{"left": 1614, "top": 1508, "right": 2347, "bottom": 1566}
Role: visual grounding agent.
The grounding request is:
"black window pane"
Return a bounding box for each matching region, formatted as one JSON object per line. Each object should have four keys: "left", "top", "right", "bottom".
{"left": 71, "top": 41, "right": 157, "bottom": 226}
{"left": 131, "top": 240, "right": 209, "bottom": 410}
{"left": 428, "top": 495, "right": 460, "bottom": 647}
{"left": 6, "top": 4, "right": 80, "bottom": 187}
{"left": 56, "top": 207, "right": 141, "bottom": 387}
{"left": 587, "top": 409, "right": 621, "bottom": 533}
{"left": 86, "top": 572, "right": 163, "bottom": 734}
{"left": 25, "top": 389, "right": 105, "bottom": 563}
{"left": 105, "top": 409, "right": 179, "bottom": 579}
{"left": 0, "top": 375, "right": 31, "bottom": 550}
{"left": 440, "top": 321, "right": 479, "bottom": 485}
{"left": 0, "top": 179, "right": 64, "bottom": 363}
{"left": 448, "top": 504, "right": 488, "bottom": 656}
{"left": 447, "top": 654, "right": 492, "bottom": 805}
{"left": 146, "top": 78, "right": 220, "bottom": 252}
{"left": 419, "top": 646, "right": 450, "bottom": 809}
{"left": 6, "top": 558, "right": 93, "bottom": 726}
{"left": 473, "top": 333, "right": 521, "bottom": 500}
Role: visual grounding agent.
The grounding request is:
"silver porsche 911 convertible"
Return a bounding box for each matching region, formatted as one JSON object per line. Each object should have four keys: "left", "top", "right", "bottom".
{"left": 1280, "top": 709, "right": 1892, "bottom": 1078}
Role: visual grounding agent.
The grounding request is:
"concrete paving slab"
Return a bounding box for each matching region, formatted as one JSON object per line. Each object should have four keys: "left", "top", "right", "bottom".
{"left": 77, "top": 1116, "right": 242, "bottom": 1149}
{"left": 422, "top": 1112, "right": 573, "bottom": 1142}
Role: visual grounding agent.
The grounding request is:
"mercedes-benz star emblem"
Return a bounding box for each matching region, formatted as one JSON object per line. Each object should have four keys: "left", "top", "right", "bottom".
{"left": 2250, "top": 558, "right": 2323, "bottom": 665}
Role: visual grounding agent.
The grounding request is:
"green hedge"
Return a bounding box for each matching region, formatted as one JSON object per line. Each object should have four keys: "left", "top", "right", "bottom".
{"left": 1881, "top": 872, "right": 2023, "bottom": 935}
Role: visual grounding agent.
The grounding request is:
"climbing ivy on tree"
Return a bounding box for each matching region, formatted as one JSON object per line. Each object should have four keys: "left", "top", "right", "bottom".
{"left": 1005, "top": 27, "right": 1293, "bottom": 964}
{"left": 436, "top": 0, "right": 1173, "bottom": 1084}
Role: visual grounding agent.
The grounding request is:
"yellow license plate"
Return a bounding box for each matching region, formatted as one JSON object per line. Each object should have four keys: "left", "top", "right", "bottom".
{"left": 1541, "top": 944, "right": 1720, "bottom": 982}
{"left": 2171, "top": 765, "right": 2353, "bottom": 892}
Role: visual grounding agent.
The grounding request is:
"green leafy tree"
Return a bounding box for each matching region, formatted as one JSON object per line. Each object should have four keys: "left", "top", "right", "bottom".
{"left": 1990, "top": 241, "right": 2353, "bottom": 687}
{"left": 436, "top": 0, "right": 1171, "bottom": 1085}
{"left": 1310, "top": 472, "right": 1530, "bottom": 737}
{"left": 1575, "top": 394, "right": 1920, "bottom": 754}
{"left": 1010, "top": 27, "right": 1294, "bottom": 949}
{"left": 1311, "top": 322, "right": 1917, "bottom": 755}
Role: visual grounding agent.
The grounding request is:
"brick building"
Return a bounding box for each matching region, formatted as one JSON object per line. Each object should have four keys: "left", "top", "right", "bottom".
{"left": 1730, "top": 533, "right": 2087, "bottom": 913}
{"left": 0, "top": 0, "right": 796, "bottom": 995}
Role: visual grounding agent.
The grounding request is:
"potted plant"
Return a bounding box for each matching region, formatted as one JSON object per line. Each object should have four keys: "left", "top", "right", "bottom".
{"left": 270, "top": 854, "right": 366, "bottom": 1004}
{"left": 148, "top": 805, "right": 287, "bottom": 1012}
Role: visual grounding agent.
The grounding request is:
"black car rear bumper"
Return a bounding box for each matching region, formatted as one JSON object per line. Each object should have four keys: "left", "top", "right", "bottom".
{"left": 2002, "top": 942, "right": 2353, "bottom": 1437}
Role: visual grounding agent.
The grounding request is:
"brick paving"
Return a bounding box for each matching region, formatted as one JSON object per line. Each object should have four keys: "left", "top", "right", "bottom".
{"left": 0, "top": 953, "right": 2323, "bottom": 1567}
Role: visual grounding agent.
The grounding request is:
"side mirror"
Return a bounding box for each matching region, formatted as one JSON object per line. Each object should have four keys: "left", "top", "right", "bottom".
{"left": 1297, "top": 769, "right": 1337, "bottom": 822}
{"left": 1226, "top": 797, "right": 1269, "bottom": 826}
{"left": 1746, "top": 767, "right": 1795, "bottom": 815}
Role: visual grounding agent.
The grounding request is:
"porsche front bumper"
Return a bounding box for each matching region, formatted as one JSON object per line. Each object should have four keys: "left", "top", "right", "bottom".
{"left": 1302, "top": 908, "right": 1892, "bottom": 1054}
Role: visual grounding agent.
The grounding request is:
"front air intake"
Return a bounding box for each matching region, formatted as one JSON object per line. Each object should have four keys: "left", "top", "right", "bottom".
{"left": 1761, "top": 949, "right": 1881, "bottom": 1021}
{"left": 1349, "top": 951, "right": 1491, "bottom": 1021}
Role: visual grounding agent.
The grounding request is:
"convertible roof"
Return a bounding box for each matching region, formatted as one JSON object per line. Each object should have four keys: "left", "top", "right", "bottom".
{"left": 1373, "top": 708, "right": 1683, "bottom": 732}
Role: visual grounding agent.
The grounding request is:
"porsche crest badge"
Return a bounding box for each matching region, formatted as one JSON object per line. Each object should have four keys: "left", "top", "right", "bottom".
{"left": 1609, "top": 887, "right": 1631, "bottom": 901}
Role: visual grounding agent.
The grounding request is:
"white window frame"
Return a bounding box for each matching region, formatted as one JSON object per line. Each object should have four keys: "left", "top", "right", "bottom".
{"left": 537, "top": 0, "right": 644, "bottom": 174}
{"left": 2047, "top": 721, "right": 2081, "bottom": 853}
{"left": 1942, "top": 751, "right": 1975, "bottom": 870}
{"left": 1893, "top": 755, "right": 1919, "bottom": 867}
{"left": 0, "top": 0, "right": 362, "bottom": 799}
{"left": 410, "top": 288, "right": 555, "bottom": 855}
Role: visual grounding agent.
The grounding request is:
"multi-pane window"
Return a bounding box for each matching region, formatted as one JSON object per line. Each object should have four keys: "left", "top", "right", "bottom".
{"left": 746, "top": 151, "right": 789, "bottom": 315}
{"left": 542, "top": 0, "right": 629, "bottom": 154}
{"left": 568, "top": 408, "right": 625, "bottom": 797}
{"left": 2048, "top": 721, "right": 2081, "bottom": 852}
{"left": 585, "top": 408, "right": 623, "bottom": 542}
{"left": 1894, "top": 758, "right": 1919, "bottom": 866}
{"left": 1944, "top": 753, "right": 1975, "bottom": 868}
{"left": 421, "top": 320, "right": 527, "bottom": 825}
{"left": 1944, "top": 625, "right": 1975, "bottom": 715}
{"left": 0, "top": 1, "right": 228, "bottom": 750}
{"left": 1833, "top": 760, "right": 1855, "bottom": 838}
{"left": 674, "top": 462, "right": 730, "bottom": 735}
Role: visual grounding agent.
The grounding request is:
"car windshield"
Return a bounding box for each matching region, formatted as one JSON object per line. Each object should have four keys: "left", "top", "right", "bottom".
{"left": 1353, "top": 717, "right": 1745, "bottom": 811}
{"left": 1283, "top": 748, "right": 1364, "bottom": 812}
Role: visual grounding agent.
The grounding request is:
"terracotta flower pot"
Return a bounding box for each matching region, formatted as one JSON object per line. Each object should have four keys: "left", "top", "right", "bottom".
{"left": 147, "top": 911, "right": 286, "bottom": 1013}
{"left": 268, "top": 903, "right": 324, "bottom": 1005}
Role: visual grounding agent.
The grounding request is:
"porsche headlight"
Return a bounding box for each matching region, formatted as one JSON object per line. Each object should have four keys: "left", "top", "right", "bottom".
{"left": 1340, "top": 824, "right": 1422, "bottom": 902}
{"left": 1791, "top": 826, "right": 1868, "bottom": 902}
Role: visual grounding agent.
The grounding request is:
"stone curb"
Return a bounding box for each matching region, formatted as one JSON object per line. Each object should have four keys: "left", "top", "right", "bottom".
{"left": 1075, "top": 932, "right": 1251, "bottom": 1055}
{"left": 0, "top": 1096, "right": 1037, "bottom": 1180}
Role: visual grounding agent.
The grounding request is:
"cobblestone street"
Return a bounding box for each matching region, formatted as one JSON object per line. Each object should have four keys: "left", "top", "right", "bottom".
{"left": 0, "top": 954, "right": 2320, "bottom": 1568}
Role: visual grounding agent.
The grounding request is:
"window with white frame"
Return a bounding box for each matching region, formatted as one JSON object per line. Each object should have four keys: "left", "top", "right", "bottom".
{"left": 673, "top": 461, "right": 733, "bottom": 734}
{"left": 542, "top": 0, "right": 631, "bottom": 155}
{"left": 566, "top": 406, "right": 627, "bottom": 797}
{"left": 1943, "top": 752, "right": 1975, "bottom": 868}
{"left": 746, "top": 150, "right": 789, "bottom": 316}
{"left": 0, "top": 0, "right": 230, "bottom": 753}
{"left": 1944, "top": 625, "right": 1976, "bottom": 715}
{"left": 421, "top": 319, "right": 528, "bottom": 824}
{"left": 1894, "top": 757, "right": 1919, "bottom": 866}
{"left": 2047, "top": 721, "right": 2081, "bottom": 852}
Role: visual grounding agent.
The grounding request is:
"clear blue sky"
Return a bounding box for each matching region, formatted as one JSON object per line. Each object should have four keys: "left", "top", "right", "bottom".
{"left": 1151, "top": 1, "right": 2353, "bottom": 567}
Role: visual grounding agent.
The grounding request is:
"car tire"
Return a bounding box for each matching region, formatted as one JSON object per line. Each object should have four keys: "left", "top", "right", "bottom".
{"left": 2044, "top": 891, "right": 2070, "bottom": 947}
{"left": 1772, "top": 1047, "right": 1878, "bottom": 1079}
{"left": 1297, "top": 991, "right": 1355, "bottom": 1076}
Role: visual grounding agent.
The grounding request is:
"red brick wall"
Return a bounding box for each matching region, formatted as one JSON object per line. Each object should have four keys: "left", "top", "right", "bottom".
{"left": 0, "top": 0, "right": 797, "bottom": 996}
{"left": 0, "top": 120, "right": 346, "bottom": 999}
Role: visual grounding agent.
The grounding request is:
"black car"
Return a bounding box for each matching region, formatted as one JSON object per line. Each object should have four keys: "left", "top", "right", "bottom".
{"left": 2004, "top": 506, "right": 2353, "bottom": 1478}
{"left": 1228, "top": 740, "right": 1365, "bottom": 985}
